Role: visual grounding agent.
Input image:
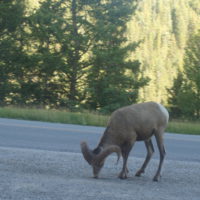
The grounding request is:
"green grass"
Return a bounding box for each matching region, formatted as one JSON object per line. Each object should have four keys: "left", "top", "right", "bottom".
{"left": 0, "top": 107, "right": 200, "bottom": 135}
{"left": 167, "top": 120, "right": 200, "bottom": 135}
{"left": 0, "top": 107, "right": 108, "bottom": 127}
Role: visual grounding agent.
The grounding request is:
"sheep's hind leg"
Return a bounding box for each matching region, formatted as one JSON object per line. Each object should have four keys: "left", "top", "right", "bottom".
{"left": 153, "top": 129, "right": 166, "bottom": 181}
{"left": 118, "top": 143, "right": 133, "bottom": 179}
{"left": 135, "top": 139, "right": 154, "bottom": 177}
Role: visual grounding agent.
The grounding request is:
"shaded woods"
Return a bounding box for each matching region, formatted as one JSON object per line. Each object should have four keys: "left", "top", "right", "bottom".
{"left": 0, "top": 0, "right": 200, "bottom": 118}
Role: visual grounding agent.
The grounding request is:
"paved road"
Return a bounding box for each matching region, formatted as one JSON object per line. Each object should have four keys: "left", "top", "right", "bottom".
{"left": 0, "top": 118, "right": 200, "bottom": 200}
{"left": 0, "top": 118, "right": 200, "bottom": 162}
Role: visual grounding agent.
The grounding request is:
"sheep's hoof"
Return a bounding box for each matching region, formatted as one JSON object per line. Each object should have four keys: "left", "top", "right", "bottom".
{"left": 153, "top": 177, "right": 158, "bottom": 182}
{"left": 118, "top": 172, "right": 128, "bottom": 179}
{"left": 153, "top": 175, "right": 161, "bottom": 182}
{"left": 135, "top": 169, "right": 144, "bottom": 177}
{"left": 119, "top": 175, "right": 127, "bottom": 179}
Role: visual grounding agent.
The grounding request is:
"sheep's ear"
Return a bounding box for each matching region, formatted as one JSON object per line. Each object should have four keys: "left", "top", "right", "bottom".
{"left": 80, "top": 141, "right": 94, "bottom": 165}
{"left": 94, "top": 145, "right": 121, "bottom": 165}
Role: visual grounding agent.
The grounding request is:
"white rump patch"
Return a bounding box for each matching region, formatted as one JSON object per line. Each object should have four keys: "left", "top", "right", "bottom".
{"left": 157, "top": 103, "right": 169, "bottom": 122}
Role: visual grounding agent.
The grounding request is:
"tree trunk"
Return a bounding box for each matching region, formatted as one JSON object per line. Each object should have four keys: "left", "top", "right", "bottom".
{"left": 68, "top": 0, "right": 80, "bottom": 107}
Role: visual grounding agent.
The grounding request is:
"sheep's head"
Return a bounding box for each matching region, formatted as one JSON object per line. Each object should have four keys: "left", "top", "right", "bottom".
{"left": 80, "top": 141, "right": 121, "bottom": 178}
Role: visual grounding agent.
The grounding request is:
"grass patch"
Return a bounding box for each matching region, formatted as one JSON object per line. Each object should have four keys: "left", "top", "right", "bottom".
{"left": 0, "top": 107, "right": 200, "bottom": 135}
{"left": 167, "top": 120, "right": 200, "bottom": 135}
{"left": 0, "top": 107, "right": 108, "bottom": 127}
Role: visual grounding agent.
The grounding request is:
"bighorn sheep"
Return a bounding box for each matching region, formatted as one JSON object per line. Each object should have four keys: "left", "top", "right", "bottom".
{"left": 80, "top": 102, "right": 169, "bottom": 181}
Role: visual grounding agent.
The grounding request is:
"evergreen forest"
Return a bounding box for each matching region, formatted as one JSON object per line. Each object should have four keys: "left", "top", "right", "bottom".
{"left": 0, "top": 0, "right": 200, "bottom": 119}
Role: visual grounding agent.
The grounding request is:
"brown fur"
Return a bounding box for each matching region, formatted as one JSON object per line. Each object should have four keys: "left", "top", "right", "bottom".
{"left": 80, "top": 102, "right": 169, "bottom": 181}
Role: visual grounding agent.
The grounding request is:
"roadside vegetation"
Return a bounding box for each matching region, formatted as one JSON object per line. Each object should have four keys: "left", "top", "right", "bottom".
{"left": 1, "top": 0, "right": 200, "bottom": 132}
{"left": 1, "top": 0, "right": 200, "bottom": 119}
{"left": 0, "top": 107, "right": 108, "bottom": 127}
{"left": 0, "top": 107, "right": 199, "bottom": 135}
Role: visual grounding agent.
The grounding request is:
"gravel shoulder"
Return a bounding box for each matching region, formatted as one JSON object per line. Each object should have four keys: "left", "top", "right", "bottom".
{"left": 0, "top": 147, "right": 199, "bottom": 200}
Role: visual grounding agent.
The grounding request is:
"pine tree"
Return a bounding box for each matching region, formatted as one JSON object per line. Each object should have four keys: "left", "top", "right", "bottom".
{"left": 167, "top": 71, "right": 184, "bottom": 118}
{"left": 127, "top": 0, "right": 200, "bottom": 104}
{"left": 86, "top": 0, "right": 148, "bottom": 113}
{"left": 63, "top": 0, "right": 93, "bottom": 109}
{"left": 27, "top": 0, "right": 93, "bottom": 109}
{"left": 169, "top": 32, "right": 200, "bottom": 119}
{"left": 0, "top": 0, "right": 28, "bottom": 105}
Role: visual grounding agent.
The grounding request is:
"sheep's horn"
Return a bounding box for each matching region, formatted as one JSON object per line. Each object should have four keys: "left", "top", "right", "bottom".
{"left": 80, "top": 141, "right": 94, "bottom": 165}
{"left": 94, "top": 145, "right": 121, "bottom": 164}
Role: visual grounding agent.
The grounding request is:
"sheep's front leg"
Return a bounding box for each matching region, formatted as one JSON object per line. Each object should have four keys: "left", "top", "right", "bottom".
{"left": 118, "top": 157, "right": 129, "bottom": 179}
{"left": 118, "top": 143, "right": 133, "bottom": 179}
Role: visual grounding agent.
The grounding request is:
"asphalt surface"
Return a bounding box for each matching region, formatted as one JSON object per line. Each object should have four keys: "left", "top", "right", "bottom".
{"left": 0, "top": 118, "right": 200, "bottom": 162}
{"left": 0, "top": 118, "right": 200, "bottom": 200}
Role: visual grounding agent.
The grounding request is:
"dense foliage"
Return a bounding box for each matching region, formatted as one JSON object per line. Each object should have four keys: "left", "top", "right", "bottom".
{"left": 0, "top": 0, "right": 200, "bottom": 118}
{"left": 168, "top": 31, "right": 200, "bottom": 119}
{"left": 0, "top": 0, "right": 146, "bottom": 112}
{"left": 128, "top": 0, "right": 200, "bottom": 104}
{"left": 85, "top": 0, "right": 148, "bottom": 112}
